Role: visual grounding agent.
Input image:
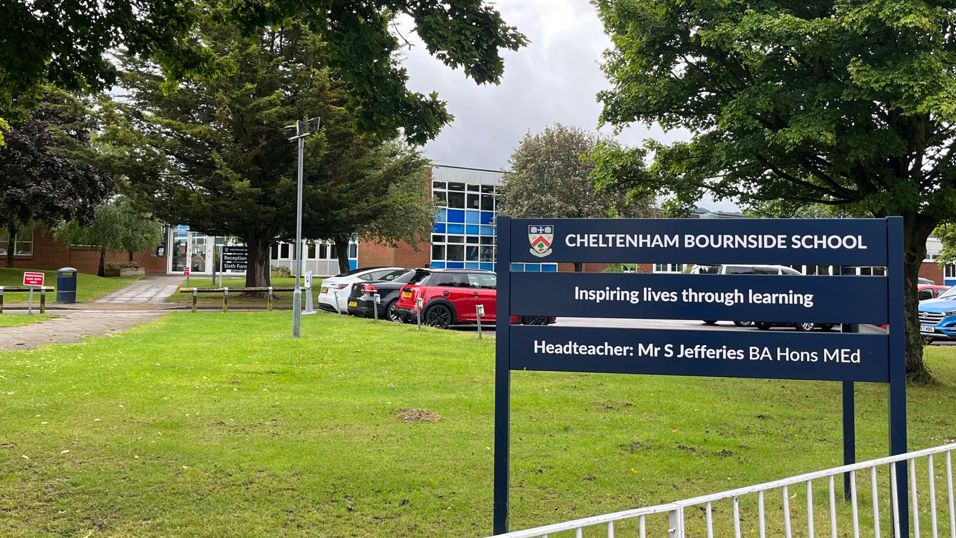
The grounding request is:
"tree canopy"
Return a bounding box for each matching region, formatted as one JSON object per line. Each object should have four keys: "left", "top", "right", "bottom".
{"left": 592, "top": 0, "right": 956, "bottom": 381}
{"left": 107, "top": 20, "right": 432, "bottom": 286}
{"left": 1, "top": 0, "right": 526, "bottom": 144}
{"left": 0, "top": 87, "right": 113, "bottom": 267}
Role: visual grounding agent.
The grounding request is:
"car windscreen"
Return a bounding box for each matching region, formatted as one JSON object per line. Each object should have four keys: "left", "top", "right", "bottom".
{"left": 938, "top": 287, "right": 956, "bottom": 299}
{"left": 375, "top": 269, "right": 408, "bottom": 282}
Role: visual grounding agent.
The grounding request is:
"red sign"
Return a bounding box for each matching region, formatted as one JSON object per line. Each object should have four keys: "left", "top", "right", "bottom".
{"left": 22, "top": 271, "right": 44, "bottom": 287}
{"left": 183, "top": 267, "right": 190, "bottom": 277}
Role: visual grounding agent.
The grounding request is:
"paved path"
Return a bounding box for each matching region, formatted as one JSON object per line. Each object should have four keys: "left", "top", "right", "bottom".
{"left": 0, "top": 311, "right": 165, "bottom": 351}
{"left": 94, "top": 275, "right": 183, "bottom": 305}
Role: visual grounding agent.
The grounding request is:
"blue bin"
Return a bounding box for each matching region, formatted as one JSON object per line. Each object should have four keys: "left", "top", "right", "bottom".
{"left": 56, "top": 267, "right": 78, "bottom": 304}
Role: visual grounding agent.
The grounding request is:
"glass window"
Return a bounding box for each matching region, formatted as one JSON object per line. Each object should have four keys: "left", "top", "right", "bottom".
{"left": 480, "top": 236, "right": 495, "bottom": 245}
{"left": 433, "top": 191, "right": 447, "bottom": 205}
{"left": 348, "top": 242, "right": 357, "bottom": 258}
{"left": 447, "top": 244, "right": 464, "bottom": 260}
{"left": 466, "top": 236, "right": 480, "bottom": 244}
{"left": 467, "top": 193, "right": 480, "bottom": 209}
{"left": 465, "top": 210, "right": 481, "bottom": 224}
{"left": 480, "top": 246, "right": 494, "bottom": 261}
{"left": 432, "top": 223, "right": 446, "bottom": 234}
{"left": 466, "top": 246, "right": 479, "bottom": 261}
{"left": 467, "top": 184, "right": 480, "bottom": 192}
{"left": 481, "top": 185, "right": 495, "bottom": 193}
{"left": 432, "top": 234, "right": 445, "bottom": 244}
{"left": 427, "top": 273, "right": 469, "bottom": 287}
{"left": 279, "top": 243, "right": 290, "bottom": 259}
{"left": 0, "top": 229, "right": 33, "bottom": 256}
{"left": 448, "top": 182, "right": 466, "bottom": 191}
{"left": 480, "top": 210, "right": 494, "bottom": 225}
{"left": 447, "top": 209, "right": 465, "bottom": 223}
{"left": 447, "top": 191, "right": 465, "bottom": 208}
{"left": 481, "top": 195, "right": 495, "bottom": 211}
{"left": 918, "top": 290, "right": 933, "bottom": 301}
{"left": 432, "top": 245, "right": 445, "bottom": 260}
{"left": 447, "top": 235, "right": 464, "bottom": 244}
{"left": 468, "top": 272, "right": 497, "bottom": 289}
{"left": 432, "top": 181, "right": 447, "bottom": 190}
{"left": 307, "top": 243, "right": 317, "bottom": 258}
{"left": 447, "top": 223, "right": 465, "bottom": 234}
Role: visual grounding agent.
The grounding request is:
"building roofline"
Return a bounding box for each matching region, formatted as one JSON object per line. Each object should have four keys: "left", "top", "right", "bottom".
{"left": 433, "top": 164, "right": 508, "bottom": 174}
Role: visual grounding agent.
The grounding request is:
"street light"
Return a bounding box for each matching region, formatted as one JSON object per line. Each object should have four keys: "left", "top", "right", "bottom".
{"left": 285, "top": 117, "right": 320, "bottom": 338}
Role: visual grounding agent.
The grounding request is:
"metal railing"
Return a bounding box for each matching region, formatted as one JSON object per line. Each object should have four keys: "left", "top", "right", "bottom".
{"left": 0, "top": 286, "right": 54, "bottom": 314}
{"left": 493, "top": 443, "right": 956, "bottom": 538}
{"left": 179, "top": 286, "right": 297, "bottom": 312}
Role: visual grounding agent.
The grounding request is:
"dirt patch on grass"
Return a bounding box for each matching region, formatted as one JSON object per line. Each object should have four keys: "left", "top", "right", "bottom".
{"left": 395, "top": 408, "right": 443, "bottom": 423}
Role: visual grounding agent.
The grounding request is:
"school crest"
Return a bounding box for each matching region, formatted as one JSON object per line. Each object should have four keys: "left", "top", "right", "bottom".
{"left": 528, "top": 225, "right": 554, "bottom": 258}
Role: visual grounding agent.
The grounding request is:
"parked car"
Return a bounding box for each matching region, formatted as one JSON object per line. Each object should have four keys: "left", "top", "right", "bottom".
{"left": 392, "top": 269, "right": 554, "bottom": 329}
{"left": 696, "top": 264, "right": 807, "bottom": 328}
{"left": 347, "top": 268, "right": 432, "bottom": 321}
{"left": 318, "top": 266, "right": 404, "bottom": 313}
{"left": 918, "top": 284, "right": 950, "bottom": 301}
{"left": 918, "top": 285, "right": 956, "bottom": 341}
{"left": 919, "top": 277, "right": 935, "bottom": 285}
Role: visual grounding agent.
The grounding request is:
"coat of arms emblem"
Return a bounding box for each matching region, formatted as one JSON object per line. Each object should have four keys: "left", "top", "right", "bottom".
{"left": 528, "top": 225, "right": 554, "bottom": 257}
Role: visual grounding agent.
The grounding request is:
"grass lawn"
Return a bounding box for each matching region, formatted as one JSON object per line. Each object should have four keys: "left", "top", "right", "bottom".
{"left": 168, "top": 276, "right": 323, "bottom": 308}
{"left": 0, "top": 267, "right": 142, "bottom": 303}
{"left": 1, "top": 313, "right": 955, "bottom": 536}
{"left": 0, "top": 314, "right": 54, "bottom": 327}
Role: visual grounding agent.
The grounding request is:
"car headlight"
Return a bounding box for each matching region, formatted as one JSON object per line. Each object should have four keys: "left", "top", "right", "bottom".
{"left": 946, "top": 311, "right": 956, "bottom": 317}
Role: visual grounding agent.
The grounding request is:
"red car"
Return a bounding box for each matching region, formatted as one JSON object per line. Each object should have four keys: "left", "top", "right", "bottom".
{"left": 918, "top": 284, "right": 950, "bottom": 301}
{"left": 393, "top": 269, "right": 552, "bottom": 328}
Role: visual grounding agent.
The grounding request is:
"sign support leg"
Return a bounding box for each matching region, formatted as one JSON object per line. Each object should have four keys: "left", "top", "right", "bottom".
{"left": 493, "top": 216, "right": 512, "bottom": 535}
{"left": 887, "top": 216, "right": 908, "bottom": 536}
{"left": 28, "top": 288, "right": 33, "bottom": 315}
{"left": 841, "top": 380, "right": 855, "bottom": 500}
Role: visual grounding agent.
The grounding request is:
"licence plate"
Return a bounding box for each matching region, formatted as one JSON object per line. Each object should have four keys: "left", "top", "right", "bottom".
{"left": 921, "top": 324, "right": 935, "bottom": 334}
{"left": 321, "top": 287, "right": 329, "bottom": 294}
{"left": 348, "top": 301, "right": 357, "bottom": 308}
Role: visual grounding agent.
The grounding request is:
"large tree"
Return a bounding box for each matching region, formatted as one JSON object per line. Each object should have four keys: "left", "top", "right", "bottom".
{"left": 109, "top": 20, "right": 433, "bottom": 287}
{"left": 592, "top": 0, "right": 956, "bottom": 381}
{"left": 499, "top": 124, "right": 656, "bottom": 271}
{"left": 0, "top": 87, "right": 113, "bottom": 266}
{"left": 0, "top": 0, "right": 525, "bottom": 144}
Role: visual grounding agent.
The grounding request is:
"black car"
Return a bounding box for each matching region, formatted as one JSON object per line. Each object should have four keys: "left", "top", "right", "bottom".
{"left": 347, "top": 268, "right": 431, "bottom": 321}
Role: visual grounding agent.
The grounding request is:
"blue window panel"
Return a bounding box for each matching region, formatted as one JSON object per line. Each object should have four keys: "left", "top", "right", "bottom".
{"left": 466, "top": 225, "right": 479, "bottom": 235}
{"left": 511, "top": 263, "right": 525, "bottom": 272}
{"left": 446, "top": 261, "right": 465, "bottom": 269}
{"left": 480, "top": 211, "right": 494, "bottom": 225}
{"left": 465, "top": 210, "right": 481, "bottom": 224}
{"left": 480, "top": 262, "right": 494, "bottom": 271}
{"left": 432, "top": 223, "right": 446, "bottom": 233}
{"left": 447, "top": 209, "right": 465, "bottom": 223}
{"left": 349, "top": 259, "right": 357, "bottom": 270}
{"left": 479, "top": 226, "right": 495, "bottom": 236}
{"left": 525, "top": 263, "right": 541, "bottom": 272}
{"left": 542, "top": 264, "right": 558, "bottom": 272}
{"left": 436, "top": 208, "right": 447, "bottom": 223}
{"left": 464, "top": 262, "right": 480, "bottom": 269}
{"left": 430, "top": 261, "right": 446, "bottom": 269}
{"left": 447, "top": 224, "right": 465, "bottom": 234}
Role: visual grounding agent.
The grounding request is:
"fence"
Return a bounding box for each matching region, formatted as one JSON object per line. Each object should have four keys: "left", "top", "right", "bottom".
{"left": 179, "top": 287, "right": 297, "bottom": 312}
{"left": 0, "top": 286, "right": 54, "bottom": 314}
{"left": 493, "top": 442, "right": 956, "bottom": 538}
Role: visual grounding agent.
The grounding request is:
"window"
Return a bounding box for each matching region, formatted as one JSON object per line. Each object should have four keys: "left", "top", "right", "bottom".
{"left": 946, "top": 264, "right": 956, "bottom": 278}
{"left": 430, "top": 179, "right": 499, "bottom": 272}
{"left": 654, "top": 263, "right": 685, "bottom": 273}
{"left": 918, "top": 290, "right": 934, "bottom": 301}
{"left": 0, "top": 229, "right": 34, "bottom": 256}
{"left": 468, "top": 273, "right": 496, "bottom": 289}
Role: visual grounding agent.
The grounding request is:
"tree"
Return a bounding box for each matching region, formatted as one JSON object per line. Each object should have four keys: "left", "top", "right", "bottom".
{"left": 592, "top": 0, "right": 956, "bottom": 382}
{"left": 1, "top": 0, "right": 525, "bottom": 145}
{"left": 498, "top": 124, "right": 656, "bottom": 271}
{"left": 0, "top": 87, "right": 113, "bottom": 267}
{"left": 54, "top": 197, "right": 162, "bottom": 276}
{"left": 108, "top": 21, "right": 432, "bottom": 287}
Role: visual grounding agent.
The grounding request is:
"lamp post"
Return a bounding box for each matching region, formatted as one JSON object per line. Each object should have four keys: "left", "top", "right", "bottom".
{"left": 284, "top": 117, "right": 320, "bottom": 337}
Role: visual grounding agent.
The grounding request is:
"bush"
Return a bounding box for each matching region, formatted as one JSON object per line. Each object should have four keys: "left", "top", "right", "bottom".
{"left": 271, "top": 265, "right": 291, "bottom": 278}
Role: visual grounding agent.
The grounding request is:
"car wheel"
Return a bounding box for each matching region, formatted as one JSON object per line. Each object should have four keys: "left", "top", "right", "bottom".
{"left": 424, "top": 304, "right": 453, "bottom": 329}
{"left": 733, "top": 321, "right": 754, "bottom": 327}
{"left": 818, "top": 324, "right": 835, "bottom": 332}
{"left": 384, "top": 300, "right": 401, "bottom": 323}
{"left": 703, "top": 320, "right": 718, "bottom": 325}
{"left": 795, "top": 322, "right": 815, "bottom": 332}
{"left": 756, "top": 322, "right": 772, "bottom": 330}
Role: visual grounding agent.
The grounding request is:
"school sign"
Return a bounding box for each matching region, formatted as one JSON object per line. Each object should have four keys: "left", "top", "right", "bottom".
{"left": 493, "top": 217, "right": 907, "bottom": 535}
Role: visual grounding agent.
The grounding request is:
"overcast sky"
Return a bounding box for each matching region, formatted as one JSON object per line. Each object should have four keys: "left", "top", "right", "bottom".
{"left": 397, "top": 0, "right": 736, "bottom": 211}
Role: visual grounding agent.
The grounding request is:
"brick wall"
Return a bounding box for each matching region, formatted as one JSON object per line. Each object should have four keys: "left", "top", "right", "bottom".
{"left": 358, "top": 239, "right": 430, "bottom": 269}
{"left": 919, "top": 261, "right": 944, "bottom": 285}
{"left": 6, "top": 227, "right": 168, "bottom": 276}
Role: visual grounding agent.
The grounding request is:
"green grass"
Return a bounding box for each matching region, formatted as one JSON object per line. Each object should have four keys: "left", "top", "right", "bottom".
{"left": 0, "top": 267, "right": 142, "bottom": 303}
{"left": 0, "top": 314, "right": 54, "bottom": 327}
{"left": 1, "top": 313, "right": 956, "bottom": 536}
{"left": 168, "top": 276, "right": 323, "bottom": 307}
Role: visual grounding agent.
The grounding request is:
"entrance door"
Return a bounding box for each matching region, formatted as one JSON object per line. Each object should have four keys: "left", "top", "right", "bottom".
{"left": 168, "top": 228, "right": 215, "bottom": 275}
{"left": 189, "top": 234, "right": 209, "bottom": 273}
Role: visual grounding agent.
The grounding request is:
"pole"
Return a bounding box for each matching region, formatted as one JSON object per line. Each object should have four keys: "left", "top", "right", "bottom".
{"left": 493, "top": 216, "right": 512, "bottom": 535}
{"left": 477, "top": 305, "right": 483, "bottom": 340}
{"left": 840, "top": 266, "right": 856, "bottom": 501}
{"left": 28, "top": 288, "right": 33, "bottom": 315}
{"left": 292, "top": 133, "right": 304, "bottom": 337}
{"left": 887, "top": 217, "right": 908, "bottom": 536}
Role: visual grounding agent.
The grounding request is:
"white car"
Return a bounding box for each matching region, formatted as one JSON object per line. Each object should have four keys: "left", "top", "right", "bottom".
{"left": 318, "top": 267, "right": 405, "bottom": 313}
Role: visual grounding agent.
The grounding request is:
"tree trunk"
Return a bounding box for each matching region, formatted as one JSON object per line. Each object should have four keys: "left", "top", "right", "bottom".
{"left": 902, "top": 213, "right": 936, "bottom": 384}
{"left": 97, "top": 246, "right": 107, "bottom": 277}
{"left": 128, "top": 250, "right": 134, "bottom": 264}
{"left": 244, "top": 234, "right": 272, "bottom": 291}
{"left": 334, "top": 237, "right": 350, "bottom": 274}
{"left": 4, "top": 223, "right": 17, "bottom": 268}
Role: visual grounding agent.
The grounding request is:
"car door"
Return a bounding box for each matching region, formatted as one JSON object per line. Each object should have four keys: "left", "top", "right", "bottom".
{"left": 470, "top": 273, "right": 497, "bottom": 323}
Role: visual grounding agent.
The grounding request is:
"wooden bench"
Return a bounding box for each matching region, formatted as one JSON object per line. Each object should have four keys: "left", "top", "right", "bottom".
{"left": 179, "top": 286, "right": 298, "bottom": 312}
{"left": 0, "top": 286, "right": 55, "bottom": 314}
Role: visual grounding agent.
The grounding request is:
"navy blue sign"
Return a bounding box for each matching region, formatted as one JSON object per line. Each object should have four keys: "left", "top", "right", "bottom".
{"left": 512, "top": 218, "right": 888, "bottom": 265}
{"left": 510, "top": 272, "right": 889, "bottom": 324}
{"left": 510, "top": 326, "right": 889, "bottom": 382}
{"left": 493, "top": 216, "right": 907, "bottom": 536}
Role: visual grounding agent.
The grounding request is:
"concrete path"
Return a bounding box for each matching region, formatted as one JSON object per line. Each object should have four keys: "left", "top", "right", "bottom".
{"left": 94, "top": 275, "right": 183, "bottom": 305}
{"left": 0, "top": 311, "right": 165, "bottom": 351}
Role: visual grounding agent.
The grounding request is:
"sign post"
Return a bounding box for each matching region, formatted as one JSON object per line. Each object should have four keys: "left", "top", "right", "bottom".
{"left": 22, "top": 272, "right": 44, "bottom": 315}
{"left": 492, "top": 217, "right": 907, "bottom": 536}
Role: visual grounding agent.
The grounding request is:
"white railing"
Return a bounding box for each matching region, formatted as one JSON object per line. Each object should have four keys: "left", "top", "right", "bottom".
{"left": 493, "top": 443, "right": 956, "bottom": 538}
